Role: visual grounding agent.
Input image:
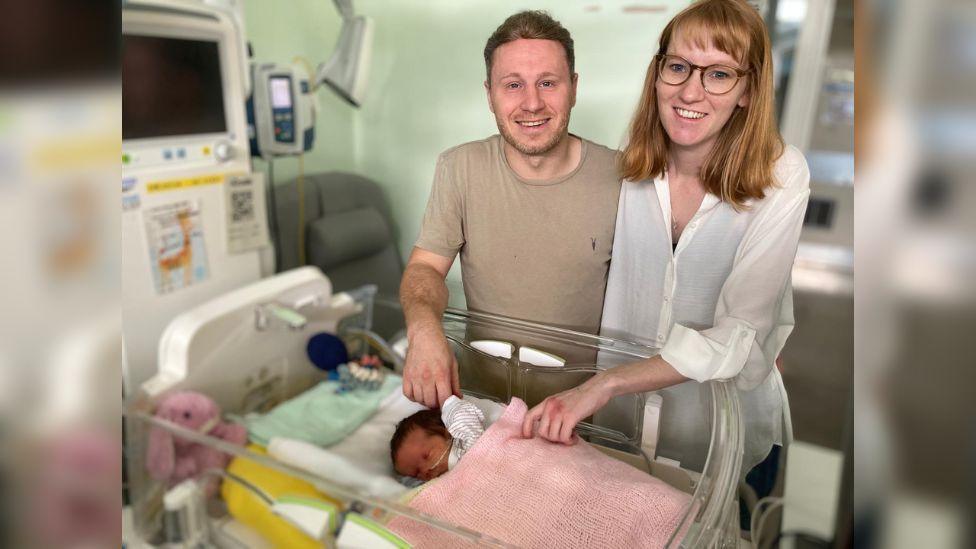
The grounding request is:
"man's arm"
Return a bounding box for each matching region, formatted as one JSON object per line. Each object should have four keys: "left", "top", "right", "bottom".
{"left": 400, "top": 247, "right": 460, "bottom": 408}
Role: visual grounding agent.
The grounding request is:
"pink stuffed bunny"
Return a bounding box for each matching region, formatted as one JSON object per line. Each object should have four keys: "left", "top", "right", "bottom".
{"left": 146, "top": 391, "right": 248, "bottom": 496}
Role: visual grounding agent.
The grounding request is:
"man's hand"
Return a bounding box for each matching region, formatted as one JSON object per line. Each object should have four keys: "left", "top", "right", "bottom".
{"left": 402, "top": 327, "right": 461, "bottom": 408}
{"left": 399, "top": 247, "right": 459, "bottom": 408}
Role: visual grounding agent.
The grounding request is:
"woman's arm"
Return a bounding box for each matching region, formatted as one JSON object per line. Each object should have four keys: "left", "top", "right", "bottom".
{"left": 521, "top": 356, "right": 687, "bottom": 444}
{"left": 523, "top": 151, "right": 811, "bottom": 444}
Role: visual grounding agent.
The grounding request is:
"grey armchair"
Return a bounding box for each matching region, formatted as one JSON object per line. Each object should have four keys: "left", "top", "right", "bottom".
{"left": 272, "top": 172, "right": 405, "bottom": 338}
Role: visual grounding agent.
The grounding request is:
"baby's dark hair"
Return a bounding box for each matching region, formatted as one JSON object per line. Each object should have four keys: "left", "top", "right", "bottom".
{"left": 390, "top": 409, "right": 449, "bottom": 464}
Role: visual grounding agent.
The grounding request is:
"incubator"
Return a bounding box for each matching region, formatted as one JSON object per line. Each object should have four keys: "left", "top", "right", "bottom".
{"left": 124, "top": 267, "right": 744, "bottom": 548}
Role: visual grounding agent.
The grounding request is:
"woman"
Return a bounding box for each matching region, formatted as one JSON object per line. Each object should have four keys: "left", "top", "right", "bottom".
{"left": 522, "top": 0, "right": 810, "bottom": 473}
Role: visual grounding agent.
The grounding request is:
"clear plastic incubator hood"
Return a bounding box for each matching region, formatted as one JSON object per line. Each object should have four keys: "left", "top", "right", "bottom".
{"left": 123, "top": 267, "right": 744, "bottom": 548}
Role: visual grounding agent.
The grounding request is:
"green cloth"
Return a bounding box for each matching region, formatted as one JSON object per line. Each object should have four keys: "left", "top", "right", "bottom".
{"left": 246, "top": 374, "right": 401, "bottom": 447}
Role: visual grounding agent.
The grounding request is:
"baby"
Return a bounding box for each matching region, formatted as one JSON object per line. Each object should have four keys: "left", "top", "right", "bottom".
{"left": 390, "top": 396, "right": 485, "bottom": 481}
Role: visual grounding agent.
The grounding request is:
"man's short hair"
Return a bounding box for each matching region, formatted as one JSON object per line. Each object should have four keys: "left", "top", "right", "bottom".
{"left": 483, "top": 10, "right": 575, "bottom": 83}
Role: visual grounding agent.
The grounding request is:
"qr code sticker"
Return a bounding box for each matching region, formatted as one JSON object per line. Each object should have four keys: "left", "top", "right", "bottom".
{"left": 231, "top": 190, "right": 254, "bottom": 223}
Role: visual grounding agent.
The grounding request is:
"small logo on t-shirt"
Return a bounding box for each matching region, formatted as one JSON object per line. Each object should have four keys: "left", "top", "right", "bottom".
{"left": 591, "top": 237, "right": 597, "bottom": 251}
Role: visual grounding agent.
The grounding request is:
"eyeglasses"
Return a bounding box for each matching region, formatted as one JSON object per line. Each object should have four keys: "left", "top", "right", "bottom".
{"left": 656, "top": 54, "right": 749, "bottom": 95}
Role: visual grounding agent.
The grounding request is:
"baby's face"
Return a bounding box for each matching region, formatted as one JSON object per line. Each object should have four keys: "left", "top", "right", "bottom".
{"left": 394, "top": 428, "right": 451, "bottom": 481}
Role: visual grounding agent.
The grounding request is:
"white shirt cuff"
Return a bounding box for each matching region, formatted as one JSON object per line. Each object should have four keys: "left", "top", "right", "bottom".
{"left": 660, "top": 322, "right": 757, "bottom": 382}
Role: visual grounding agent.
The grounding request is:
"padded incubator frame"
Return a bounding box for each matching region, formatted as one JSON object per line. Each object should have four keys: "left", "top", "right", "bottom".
{"left": 124, "top": 267, "right": 744, "bottom": 548}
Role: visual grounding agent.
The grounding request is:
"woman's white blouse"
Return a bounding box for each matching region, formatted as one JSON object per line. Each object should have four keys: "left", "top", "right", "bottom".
{"left": 600, "top": 145, "right": 810, "bottom": 470}
{"left": 602, "top": 145, "right": 810, "bottom": 388}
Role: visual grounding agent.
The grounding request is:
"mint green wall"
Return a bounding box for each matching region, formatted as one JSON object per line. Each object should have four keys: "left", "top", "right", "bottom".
{"left": 244, "top": 1, "right": 688, "bottom": 303}
{"left": 243, "top": 0, "right": 360, "bottom": 180}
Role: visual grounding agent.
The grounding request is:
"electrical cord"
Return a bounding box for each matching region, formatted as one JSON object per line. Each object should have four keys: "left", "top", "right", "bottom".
{"left": 289, "top": 56, "right": 312, "bottom": 267}
{"left": 740, "top": 479, "right": 760, "bottom": 520}
{"left": 201, "top": 468, "right": 273, "bottom": 506}
{"left": 771, "top": 530, "right": 832, "bottom": 548}
{"left": 292, "top": 56, "right": 318, "bottom": 91}
{"left": 297, "top": 152, "right": 306, "bottom": 265}
{"left": 266, "top": 159, "right": 281, "bottom": 271}
{"left": 751, "top": 496, "right": 785, "bottom": 549}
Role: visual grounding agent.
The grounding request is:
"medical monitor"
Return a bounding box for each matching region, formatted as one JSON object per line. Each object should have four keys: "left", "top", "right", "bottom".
{"left": 249, "top": 63, "right": 314, "bottom": 157}
{"left": 122, "top": 35, "right": 228, "bottom": 140}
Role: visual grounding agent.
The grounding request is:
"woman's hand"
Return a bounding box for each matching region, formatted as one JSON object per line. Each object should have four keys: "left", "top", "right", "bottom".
{"left": 521, "top": 373, "right": 613, "bottom": 444}
{"left": 520, "top": 357, "right": 687, "bottom": 444}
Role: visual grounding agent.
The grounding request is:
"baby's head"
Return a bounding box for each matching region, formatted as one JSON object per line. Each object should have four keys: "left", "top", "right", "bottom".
{"left": 390, "top": 409, "right": 452, "bottom": 481}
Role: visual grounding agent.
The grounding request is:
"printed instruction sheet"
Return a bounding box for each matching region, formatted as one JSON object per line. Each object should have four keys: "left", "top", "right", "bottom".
{"left": 144, "top": 200, "right": 209, "bottom": 294}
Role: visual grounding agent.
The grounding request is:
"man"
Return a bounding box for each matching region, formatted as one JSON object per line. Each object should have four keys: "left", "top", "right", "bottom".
{"left": 400, "top": 11, "right": 621, "bottom": 408}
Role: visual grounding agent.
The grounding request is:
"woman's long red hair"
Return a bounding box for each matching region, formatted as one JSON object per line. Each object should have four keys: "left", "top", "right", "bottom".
{"left": 620, "top": 0, "right": 784, "bottom": 208}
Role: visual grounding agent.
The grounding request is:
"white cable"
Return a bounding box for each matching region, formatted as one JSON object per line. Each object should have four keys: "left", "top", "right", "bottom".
{"left": 750, "top": 496, "right": 774, "bottom": 545}
{"left": 751, "top": 496, "right": 784, "bottom": 549}
{"left": 755, "top": 499, "right": 785, "bottom": 549}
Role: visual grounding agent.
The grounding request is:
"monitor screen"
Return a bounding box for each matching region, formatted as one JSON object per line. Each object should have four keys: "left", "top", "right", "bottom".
{"left": 122, "top": 35, "right": 227, "bottom": 140}
{"left": 270, "top": 77, "right": 292, "bottom": 109}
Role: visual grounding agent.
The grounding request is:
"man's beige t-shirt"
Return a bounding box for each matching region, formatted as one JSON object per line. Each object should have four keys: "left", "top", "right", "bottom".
{"left": 416, "top": 134, "right": 621, "bottom": 334}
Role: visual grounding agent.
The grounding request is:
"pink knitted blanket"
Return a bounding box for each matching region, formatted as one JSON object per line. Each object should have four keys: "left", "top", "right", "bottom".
{"left": 387, "top": 398, "right": 691, "bottom": 548}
